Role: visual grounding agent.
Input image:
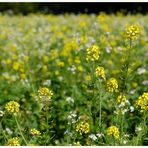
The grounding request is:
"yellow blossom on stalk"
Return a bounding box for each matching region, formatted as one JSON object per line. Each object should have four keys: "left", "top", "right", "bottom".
{"left": 73, "top": 141, "right": 81, "bottom": 146}
{"left": 136, "top": 92, "right": 148, "bottom": 112}
{"left": 76, "top": 122, "right": 90, "bottom": 135}
{"left": 107, "top": 78, "right": 118, "bottom": 92}
{"left": 117, "top": 95, "right": 127, "bottom": 104}
{"left": 5, "top": 101, "right": 20, "bottom": 116}
{"left": 95, "top": 66, "right": 106, "bottom": 81}
{"left": 126, "top": 25, "right": 140, "bottom": 40}
{"left": 7, "top": 137, "right": 20, "bottom": 146}
{"left": 30, "top": 128, "right": 41, "bottom": 136}
{"left": 38, "top": 87, "right": 53, "bottom": 102}
{"left": 86, "top": 45, "right": 101, "bottom": 61}
{"left": 107, "top": 126, "right": 120, "bottom": 139}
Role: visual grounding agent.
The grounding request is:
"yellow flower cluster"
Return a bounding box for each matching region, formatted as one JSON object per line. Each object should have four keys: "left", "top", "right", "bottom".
{"left": 7, "top": 137, "right": 20, "bottom": 146}
{"left": 117, "top": 95, "right": 127, "bottom": 104}
{"left": 86, "top": 45, "right": 101, "bottom": 61}
{"left": 30, "top": 128, "right": 41, "bottom": 136}
{"left": 126, "top": 25, "right": 140, "bottom": 40}
{"left": 95, "top": 66, "right": 106, "bottom": 81}
{"left": 5, "top": 101, "right": 20, "bottom": 116}
{"left": 136, "top": 92, "right": 148, "bottom": 111}
{"left": 76, "top": 122, "right": 90, "bottom": 135}
{"left": 38, "top": 87, "right": 53, "bottom": 102}
{"left": 107, "top": 78, "right": 118, "bottom": 92}
{"left": 107, "top": 126, "right": 120, "bottom": 139}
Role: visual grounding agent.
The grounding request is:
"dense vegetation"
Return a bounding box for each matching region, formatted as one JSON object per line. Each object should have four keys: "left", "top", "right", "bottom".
{"left": 0, "top": 13, "right": 148, "bottom": 146}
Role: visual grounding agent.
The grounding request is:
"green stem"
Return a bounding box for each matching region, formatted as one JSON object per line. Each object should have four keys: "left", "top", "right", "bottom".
{"left": 99, "top": 80, "right": 102, "bottom": 129}
{"left": 15, "top": 117, "right": 28, "bottom": 145}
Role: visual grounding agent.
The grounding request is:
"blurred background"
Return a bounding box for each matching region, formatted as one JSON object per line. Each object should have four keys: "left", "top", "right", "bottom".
{"left": 0, "top": 3, "right": 147, "bottom": 15}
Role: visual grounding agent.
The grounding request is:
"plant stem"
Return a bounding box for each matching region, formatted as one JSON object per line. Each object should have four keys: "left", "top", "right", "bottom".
{"left": 99, "top": 80, "right": 102, "bottom": 129}
{"left": 15, "top": 117, "right": 28, "bottom": 145}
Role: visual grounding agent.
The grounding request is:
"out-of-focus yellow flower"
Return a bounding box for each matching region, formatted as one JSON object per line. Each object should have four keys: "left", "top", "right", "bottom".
{"left": 107, "top": 78, "right": 118, "bottom": 92}
{"left": 7, "top": 137, "right": 20, "bottom": 146}
{"left": 13, "top": 62, "right": 20, "bottom": 70}
{"left": 95, "top": 66, "right": 106, "bottom": 81}
{"left": 30, "top": 128, "right": 41, "bottom": 136}
{"left": 136, "top": 92, "right": 148, "bottom": 112}
{"left": 86, "top": 45, "right": 101, "bottom": 61}
{"left": 76, "top": 122, "right": 90, "bottom": 135}
{"left": 73, "top": 141, "right": 81, "bottom": 146}
{"left": 107, "top": 126, "right": 120, "bottom": 139}
{"left": 126, "top": 25, "right": 140, "bottom": 40}
{"left": 38, "top": 87, "right": 53, "bottom": 102}
{"left": 5, "top": 101, "right": 20, "bottom": 116}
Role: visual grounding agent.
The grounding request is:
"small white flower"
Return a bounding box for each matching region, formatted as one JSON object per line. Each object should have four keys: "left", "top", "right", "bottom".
{"left": 123, "top": 140, "right": 127, "bottom": 144}
{"left": 58, "top": 76, "right": 63, "bottom": 81}
{"left": 43, "top": 79, "right": 51, "bottom": 86}
{"left": 130, "top": 89, "right": 137, "bottom": 94}
{"left": 0, "top": 110, "right": 4, "bottom": 117}
{"left": 137, "top": 67, "right": 146, "bottom": 75}
{"left": 135, "top": 126, "right": 142, "bottom": 132}
{"left": 96, "top": 132, "right": 103, "bottom": 138}
{"left": 89, "top": 134, "right": 98, "bottom": 141}
{"left": 142, "top": 80, "right": 148, "bottom": 85}
{"left": 66, "top": 97, "right": 74, "bottom": 104}
{"left": 5, "top": 128, "right": 13, "bottom": 135}
{"left": 130, "top": 106, "right": 134, "bottom": 112}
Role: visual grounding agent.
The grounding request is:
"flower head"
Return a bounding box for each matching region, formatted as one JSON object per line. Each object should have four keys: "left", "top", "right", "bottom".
{"left": 136, "top": 92, "right": 148, "bottom": 112}
{"left": 30, "top": 128, "right": 41, "bottom": 136}
{"left": 95, "top": 66, "right": 106, "bottom": 81}
{"left": 117, "top": 95, "right": 127, "bottom": 105}
{"left": 86, "top": 45, "right": 101, "bottom": 61}
{"left": 5, "top": 101, "right": 20, "bottom": 116}
{"left": 38, "top": 87, "right": 53, "bottom": 102}
{"left": 107, "top": 78, "right": 118, "bottom": 92}
{"left": 76, "top": 121, "right": 90, "bottom": 135}
{"left": 126, "top": 25, "right": 140, "bottom": 40}
{"left": 107, "top": 126, "right": 120, "bottom": 139}
{"left": 7, "top": 137, "right": 20, "bottom": 146}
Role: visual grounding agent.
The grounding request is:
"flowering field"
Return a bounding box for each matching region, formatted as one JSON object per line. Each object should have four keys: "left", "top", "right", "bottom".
{"left": 0, "top": 13, "right": 148, "bottom": 146}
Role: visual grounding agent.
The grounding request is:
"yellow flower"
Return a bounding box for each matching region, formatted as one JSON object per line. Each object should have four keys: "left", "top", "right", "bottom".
{"left": 86, "top": 45, "right": 101, "bottom": 61}
{"left": 136, "top": 92, "right": 148, "bottom": 111}
{"left": 107, "top": 78, "right": 118, "bottom": 92}
{"left": 7, "top": 137, "right": 20, "bottom": 146}
{"left": 95, "top": 66, "right": 106, "bottom": 81}
{"left": 117, "top": 95, "right": 127, "bottom": 104}
{"left": 38, "top": 87, "right": 53, "bottom": 102}
{"left": 5, "top": 101, "right": 20, "bottom": 116}
{"left": 107, "top": 126, "right": 120, "bottom": 139}
{"left": 30, "top": 128, "right": 41, "bottom": 136}
{"left": 12, "top": 62, "right": 20, "bottom": 71}
{"left": 76, "top": 122, "right": 90, "bottom": 135}
{"left": 73, "top": 141, "right": 81, "bottom": 146}
{"left": 126, "top": 25, "right": 140, "bottom": 40}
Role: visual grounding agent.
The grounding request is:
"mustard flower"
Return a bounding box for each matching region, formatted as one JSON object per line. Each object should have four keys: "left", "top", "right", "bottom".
{"left": 86, "top": 45, "right": 101, "bottom": 61}
{"left": 107, "top": 78, "right": 118, "bottom": 92}
{"left": 136, "top": 92, "right": 148, "bottom": 111}
{"left": 95, "top": 66, "right": 106, "bottom": 81}
{"left": 107, "top": 126, "right": 120, "bottom": 139}
{"left": 117, "top": 95, "right": 127, "bottom": 105}
{"left": 5, "top": 101, "right": 20, "bottom": 116}
{"left": 76, "top": 121, "right": 90, "bottom": 135}
{"left": 7, "top": 137, "right": 20, "bottom": 146}
{"left": 30, "top": 128, "right": 41, "bottom": 136}
{"left": 38, "top": 87, "right": 53, "bottom": 102}
{"left": 126, "top": 25, "right": 140, "bottom": 40}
